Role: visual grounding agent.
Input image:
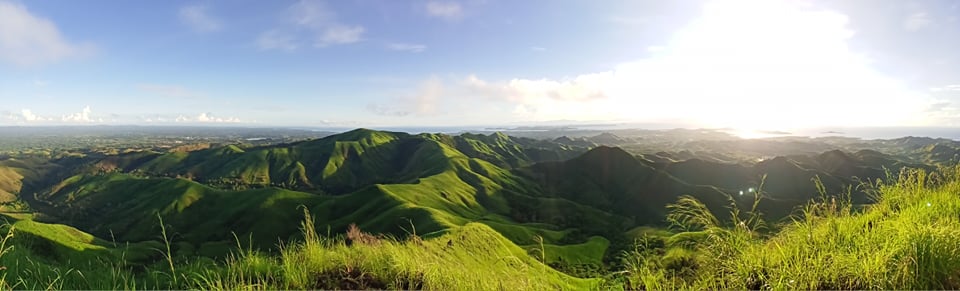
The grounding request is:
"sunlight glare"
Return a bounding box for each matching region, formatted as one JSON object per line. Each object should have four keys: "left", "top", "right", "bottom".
{"left": 603, "top": 0, "right": 931, "bottom": 131}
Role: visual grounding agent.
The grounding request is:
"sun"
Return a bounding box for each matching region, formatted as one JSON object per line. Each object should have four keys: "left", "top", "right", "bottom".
{"left": 604, "top": 0, "right": 931, "bottom": 130}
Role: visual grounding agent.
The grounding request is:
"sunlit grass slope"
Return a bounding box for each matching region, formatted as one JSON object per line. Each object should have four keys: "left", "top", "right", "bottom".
{"left": 622, "top": 167, "right": 960, "bottom": 290}
{"left": 41, "top": 173, "right": 329, "bottom": 249}
{"left": 188, "top": 221, "right": 601, "bottom": 290}
{"left": 0, "top": 215, "right": 599, "bottom": 290}
{"left": 114, "top": 129, "right": 584, "bottom": 194}
{"left": 42, "top": 134, "right": 616, "bottom": 253}
{"left": 0, "top": 166, "right": 23, "bottom": 203}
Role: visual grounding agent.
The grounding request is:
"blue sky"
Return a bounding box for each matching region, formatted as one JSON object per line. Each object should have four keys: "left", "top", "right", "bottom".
{"left": 1, "top": 0, "right": 959, "bottom": 130}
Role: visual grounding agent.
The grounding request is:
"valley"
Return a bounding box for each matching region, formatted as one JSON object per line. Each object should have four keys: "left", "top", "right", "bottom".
{"left": 2, "top": 127, "right": 960, "bottom": 289}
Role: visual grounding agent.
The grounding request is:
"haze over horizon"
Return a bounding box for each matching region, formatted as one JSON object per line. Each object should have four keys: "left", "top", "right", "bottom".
{"left": 3, "top": 0, "right": 960, "bottom": 132}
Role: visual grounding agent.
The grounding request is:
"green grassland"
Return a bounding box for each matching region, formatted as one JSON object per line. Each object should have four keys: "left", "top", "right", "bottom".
{"left": 3, "top": 128, "right": 960, "bottom": 289}
{"left": 0, "top": 213, "right": 599, "bottom": 290}
{"left": 32, "top": 131, "right": 611, "bottom": 257}
{"left": 2, "top": 166, "right": 959, "bottom": 289}
{"left": 621, "top": 167, "right": 960, "bottom": 290}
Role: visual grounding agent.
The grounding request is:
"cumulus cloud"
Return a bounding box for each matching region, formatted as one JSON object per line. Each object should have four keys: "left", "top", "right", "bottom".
{"left": 61, "top": 106, "right": 97, "bottom": 122}
{"left": 20, "top": 109, "right": 43, "bottom": 121}
{"left": 10, "top": 106, "right": 103, "bottom": 123}
{"left": 179, "top": 4, "right": 222, "bottom": 33}
{"left": 174, "top": 112, "right": 241, "bottom": 123}
{"left": 387, "top": 43, "right": 427, "bottom": 53}
{"left": 258, "top": 0, "right": 364, "bottom": 50}
{"left": 0, "top": 1, "right": 94, "bottom": 67}
{"left": 425, "top": 1, "right": 463, "bottom": 21}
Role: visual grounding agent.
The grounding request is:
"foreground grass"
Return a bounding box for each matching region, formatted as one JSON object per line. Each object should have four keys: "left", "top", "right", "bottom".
{"left": 185, "top": 211, "right": 599, "bottom": 290}
{"left": 623, "top": 168, "right": 960, "bottom": 290}
{"left": 0, "top": 209, "right": 598, "bottom": 290}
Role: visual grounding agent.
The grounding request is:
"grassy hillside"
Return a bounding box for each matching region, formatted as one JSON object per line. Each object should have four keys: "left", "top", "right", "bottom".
{"left": 4, "top": 166, "right": 960, "bottom": 289}
{"left": 519, "top": 146, "right": 731, "bottom": 224}
{"left": 0, "top": 165, "right": 23, "bottom": 203}
{"left": 4, "top": 127, "right": 960, "bottom": 289}
{"left": 0, "top": 215, "right": 599, "bottom": 290}
{"left": 106, "top": 129, "right": 585, "bottom": 195}
{"left": 13, "top": 129, "right": 955, "bottom": 289}
{"left": 40, "top": 173, "right": 329, "bottom": 249}
{"left": 37, "top": 132, "right": 906, "bottom": 264}
{"left": 621, "top": 167, "right": 960, "bottom": 290}
{"left": 35, "top": 136, "right": 608, "bottom": 254}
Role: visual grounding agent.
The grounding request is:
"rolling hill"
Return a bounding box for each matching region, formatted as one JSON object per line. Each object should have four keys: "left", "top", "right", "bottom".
{"left": 2, "top": 128, "right": 936, "bottom": 283}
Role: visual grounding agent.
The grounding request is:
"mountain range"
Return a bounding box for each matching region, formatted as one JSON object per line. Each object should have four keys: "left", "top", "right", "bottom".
{"left": 0, "top": 128, "right": 952, "bottom": 266}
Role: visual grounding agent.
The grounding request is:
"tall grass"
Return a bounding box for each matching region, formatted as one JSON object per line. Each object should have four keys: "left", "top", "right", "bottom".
{"left": 1, "top": 205, "right": 595, "bottom": 290}
{"left": 621, "top": 167, "right": 960, "bottom": 289}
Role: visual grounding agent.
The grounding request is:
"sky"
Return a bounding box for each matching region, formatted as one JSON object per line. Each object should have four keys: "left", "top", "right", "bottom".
{"left": 1, "top": 0, "right": 960, "bottom": 131}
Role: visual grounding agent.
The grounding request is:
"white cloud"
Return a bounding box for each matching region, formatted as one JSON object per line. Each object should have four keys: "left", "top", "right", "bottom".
{"left": 13, "top": 106, "right": 103, "bottom": 123}
{"left": 392, "top": 0, "right": 935, "bottom": 129}
{"left": 425, "top": 1, "right": 463, "bottom": 21}
{"left": 0, "top": 1, "right": 94, "bottom": 67}
{"left": 904, "top": 12, "right": 932, "bottom": 31}
{"left": 387, "top": 42, "right": 427, "bottom": 53}
{"left": 21, "top": 109, "right": 42, "bottom": 121}
{"left": 61, "top": 106, "right": 98, "bottom": 122}
{"left": 259, "top": 0, "right": 364, "bottom": 50}
{"left": 179, "top": 4, "right": 222, "bottom": 33}
{"left": 175, "top": 112, "right": 241, "bottom": 123}
{"left": 316, "top": 25, "right": 364, "bottom": 47}
{"left": 256, "top": 30, "right": 298, "bottom": 51}
{"left": 530, "top": 46, "right": 547, "bottom": 52}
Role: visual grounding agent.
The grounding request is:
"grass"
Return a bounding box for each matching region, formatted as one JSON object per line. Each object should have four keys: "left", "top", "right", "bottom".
{"left": 0, "top": 210, "right": 599, "bottom": 290}
{"left": 36, "top": 135, "right": 607, "bottom": 253}
{"left": 620, "top": 167, "right": 960, "bottom": 290}
{"left": 525, "top": 235, "right": 610, "bottom": 273}
{"left": 3, "top": 166, "right": 960, "bottom": 289}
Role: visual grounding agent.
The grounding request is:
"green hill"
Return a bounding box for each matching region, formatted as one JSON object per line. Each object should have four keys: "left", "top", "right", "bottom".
{"left": 519, "top": 146, "right": 730, "bottom": 225}
{"left": 35, "top": 132, "right": 604, "bottom": 254}
{"left": 40, "top": 132, "right": 908, "bottom": 254}
{"left": 621, "top": 167, "right": 960, "bottom": 290}
{"left": 3, "top": 128, "right": 959, "bottom": 289}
